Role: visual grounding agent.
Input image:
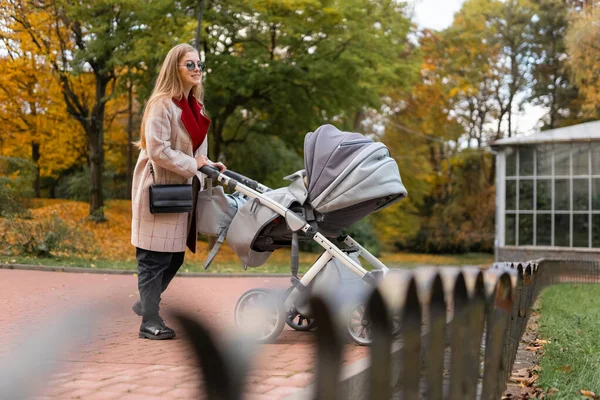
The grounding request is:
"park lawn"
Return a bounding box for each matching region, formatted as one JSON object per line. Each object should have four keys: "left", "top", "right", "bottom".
{"left": 536, "top": 284, "right": 600, "bottom": 399}
{"left": 0, "top": 199, "right": 494, "bottom": 274}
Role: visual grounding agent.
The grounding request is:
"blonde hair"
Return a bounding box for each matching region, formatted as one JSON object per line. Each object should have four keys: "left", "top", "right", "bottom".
{"left": 136, "top": 43, "right": 205, "bottom": 149}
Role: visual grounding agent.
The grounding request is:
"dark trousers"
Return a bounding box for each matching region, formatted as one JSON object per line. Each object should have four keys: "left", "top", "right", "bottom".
{"left": 136, "top": 247, "right": 185, "bottom": 322}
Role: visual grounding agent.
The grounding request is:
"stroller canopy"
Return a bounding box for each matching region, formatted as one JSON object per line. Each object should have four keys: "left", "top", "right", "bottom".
{"left": 304, "top": 124, "right": 407, "bottom": 225}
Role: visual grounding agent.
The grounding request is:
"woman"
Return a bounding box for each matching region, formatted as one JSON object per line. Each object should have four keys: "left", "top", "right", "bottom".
{"left": 131, "top": 43, "right": 225, "bottom": 340}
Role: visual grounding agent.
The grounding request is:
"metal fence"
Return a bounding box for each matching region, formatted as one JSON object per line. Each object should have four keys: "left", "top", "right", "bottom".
{"left": 174, "top": 258, "right": 600, "bottom": 400}
{"left": 3, "top": 258, "right": 600, "bottom": 399}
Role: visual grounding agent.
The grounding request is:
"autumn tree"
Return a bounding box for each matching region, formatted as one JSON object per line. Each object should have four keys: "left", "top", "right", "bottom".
{"left": 0, "top": 45, "right": 86, "bottom": 196}
{"left": 375, "top": 30, "right": 463, "bottom": 248}
{"left": 566, "top": 6, "right": 600, "bottom": 117}
{"left": 529, "top": 0, "right": 585, "bottom": 129}
{"left": 4, "top": 0, "right": 168, "bottom": 219}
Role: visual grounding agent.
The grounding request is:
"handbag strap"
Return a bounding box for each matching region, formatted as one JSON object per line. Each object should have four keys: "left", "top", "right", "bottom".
{"left": 149, "top": 162, "right": 156, "bottom": 184}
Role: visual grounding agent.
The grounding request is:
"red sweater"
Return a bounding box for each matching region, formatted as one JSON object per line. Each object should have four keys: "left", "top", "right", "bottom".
{"left": 172, "top": 94, "right": 211, "bottom": 152}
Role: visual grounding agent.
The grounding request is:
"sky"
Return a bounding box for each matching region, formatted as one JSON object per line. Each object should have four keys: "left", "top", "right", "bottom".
{"left": 408, "top": 0, "right": 546, "bottom": 136}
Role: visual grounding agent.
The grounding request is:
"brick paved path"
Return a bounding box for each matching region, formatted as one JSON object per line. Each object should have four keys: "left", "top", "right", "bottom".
{"left": 1, "top": 269, "right": 367, "bottom": 400}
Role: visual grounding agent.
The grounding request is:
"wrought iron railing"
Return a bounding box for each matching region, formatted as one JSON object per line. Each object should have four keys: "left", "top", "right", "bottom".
{"left": 175, "top": 259, "right": 600, "bottom": 399}
{"left": 3, "top": 258, "right": 600, "bottom": 399}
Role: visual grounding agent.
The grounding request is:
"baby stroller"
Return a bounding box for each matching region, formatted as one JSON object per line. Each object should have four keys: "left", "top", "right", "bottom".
{"left": 199, "top": 124, "right": 407, "bottom": 345}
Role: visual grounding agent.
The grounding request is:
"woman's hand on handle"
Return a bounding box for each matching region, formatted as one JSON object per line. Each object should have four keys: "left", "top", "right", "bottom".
{"left": 211, "top": 161, "right": 226, "bottom": 173}
{"left": 195, "top": 154, "right": 226, "bottom": 173}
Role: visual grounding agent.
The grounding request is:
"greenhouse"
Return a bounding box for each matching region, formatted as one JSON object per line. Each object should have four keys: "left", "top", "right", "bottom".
{"left": 492, "top": 120, "right": 600, "bottom": 261}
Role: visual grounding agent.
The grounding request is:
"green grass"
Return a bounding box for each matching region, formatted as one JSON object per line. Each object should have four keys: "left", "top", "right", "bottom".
{"left": 537, "top": 284, "right": 600, "bottom": 399}
{"left": 0, "top": 251, "right": 493, "bottom": 274}
{"left": 0, "top": 254, "right": 315, "bottom": 274}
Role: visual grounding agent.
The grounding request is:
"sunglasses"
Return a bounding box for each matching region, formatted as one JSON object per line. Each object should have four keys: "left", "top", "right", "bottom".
{"left": 180, "top": 61, "right": 206, "bottom": 72}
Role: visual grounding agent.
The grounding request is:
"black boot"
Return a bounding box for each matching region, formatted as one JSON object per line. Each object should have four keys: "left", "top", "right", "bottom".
{"left": 132, "top": 299, "right": 142, "bottom": 316}
{"left": 139, "top": 317, "right": 176, "bottom": 340}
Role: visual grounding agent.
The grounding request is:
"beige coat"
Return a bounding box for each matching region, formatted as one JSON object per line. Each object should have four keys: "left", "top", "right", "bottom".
{"left": 131, "top": 97, "right": 207, "bottom": 253}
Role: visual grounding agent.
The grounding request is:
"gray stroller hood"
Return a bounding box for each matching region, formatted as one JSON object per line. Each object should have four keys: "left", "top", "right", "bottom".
{"left": 224, "top": 124, "right": 408, "bottom": 268}
{"left": 304, "top": 124, "right": 407, "bottom": 231}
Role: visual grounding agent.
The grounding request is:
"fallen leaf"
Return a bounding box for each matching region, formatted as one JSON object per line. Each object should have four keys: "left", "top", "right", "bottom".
{"left": 514, "top": 367, "right": 530, "bottom": 377}
{"left": 511, "top": 376, "right": 530, "bottom": 384}
{"left": 554, "top": 365, "right": 572, "bottom": 373}
{"left": 527, "top": 375, "right": 539, "bottom": 386}
{"left": 579, "top": 389, "right": 597, "bottom": 398}
{"left": 534, "top": 339, "right": 550, "bottom": 345}
{"left": 525, "top": 346, "right": 541, "bottom": 351}
{"left": 547, "top": 388, "right": 559, "bottom": 394}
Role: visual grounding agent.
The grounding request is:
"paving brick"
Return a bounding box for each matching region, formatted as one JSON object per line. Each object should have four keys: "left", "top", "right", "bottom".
{"left": 263, "top": 386, "right": 304, "bottom": 397}
{"left": 99, "top": 382, "right": 141, "bottom": 393}
{"left": 63, "top": 388, "right": 95, "bottom": 399}
{"left": 261, "top": 374, "right": 314, "bottom": 388}
{"left": 245, "top": 384, "right": 277, "bottom": 394}
{"left": 1, "top": 270, "right": 369, "bottom": 399}
{"left": 83, "top": 391, "right": 121, "bottom": 400}
{"left": 162, "top": 387, "right": 202, "bottom": 398}
{"left": 61, "top": 380, "right": 109, "bottom": 390}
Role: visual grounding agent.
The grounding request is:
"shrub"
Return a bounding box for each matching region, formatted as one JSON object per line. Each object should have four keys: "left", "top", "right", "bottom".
{"left": 55, "top": 165, "right": 129, "bottom": 201}
{"left": 0, "top": 212, "right": 97, "bottom": 257}
{"left": 0, "top": 157, "right": 36, "bottom": 216}
{"left": 299, "top": 218, "right": 381, "bottom": 256}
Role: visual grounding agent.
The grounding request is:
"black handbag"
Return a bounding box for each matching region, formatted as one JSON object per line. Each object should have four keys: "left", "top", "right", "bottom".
{"left": 148, "top": 163, "right": 194, "bottom": 214}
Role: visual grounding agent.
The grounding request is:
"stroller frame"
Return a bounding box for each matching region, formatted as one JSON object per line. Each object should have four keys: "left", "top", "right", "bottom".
{"left": 201, "top": 166, "right": 390, "bottom": 344}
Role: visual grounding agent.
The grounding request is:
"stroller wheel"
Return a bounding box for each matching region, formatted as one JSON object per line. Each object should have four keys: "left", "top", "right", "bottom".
{"left": 346, "top": 303, "right": 372, "bottom": 346}
{"left": 346, "top": 303, "right": 402, "bottom": 346}
{"left": 286, "top": 308, "right": 317, "bottom": 331}
{"left": 234, "top": 288, "right": 285, "bottom": 344}
{"left": 283, "top": 287, "right": 317, "bottom": 331}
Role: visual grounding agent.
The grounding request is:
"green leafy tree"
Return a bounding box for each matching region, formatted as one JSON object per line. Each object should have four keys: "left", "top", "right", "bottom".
{"left": 5, "top": 0, "right": 177, "bottom": 220}
{"left": 530, "top": 0, "right": 585, "bottom": 129}
{"left": 194, "top": 0, "right": 419, "bottom": 164}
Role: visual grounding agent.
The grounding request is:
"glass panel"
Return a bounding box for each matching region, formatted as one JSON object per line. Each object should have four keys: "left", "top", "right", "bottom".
{"left": 506, "top": 150, "right": 517, "bottom": 177}
{"left": 593, "top": 215, "right": 600, "bottom": 248}
{"left": 506, "top": 180, "right": 516, "bottom": 210}
{"left": 519, "top": 179, "right": 534, "bottom": 210}
{"left": 594, "top": 178, "right": 600, "bottom": 210}
{"left": 505, "top": 214, "right": 516, "bottom": 245}
{"left": 554, "top": 214, "right": 570, "bottom": 247}
{"left": 554, "top": 144, "right": 571, "bottom": 176}
{"left": 573, "top": 214, "right": 589, "bottom": 248}
{"left": 536, "top": 179, "right": 551, "bottom": 210}
{"left": 518, "top": 214, "right": 533, "bottom": 245}
{"left": 536, "top": 214, "right": 552, "bottom": 246}
{"left": 519, "top": 147, "right": 534, "bottom": 176}
{"left": 536, "top": 144, "right": 553, "bottom": 176}
{"left": 573, "top": 144, "right": 590, "bottom": 176}
{"left": 592, "top": 143, "right": 600, "bottom": 175}
{"left": 573, "top": 178, "right": 589, "bottom": 211}
{"left": 555, "top": 179, "right": 570, "bottom": 210}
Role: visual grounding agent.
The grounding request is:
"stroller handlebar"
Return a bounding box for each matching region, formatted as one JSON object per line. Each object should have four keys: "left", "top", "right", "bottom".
{"left": 199, "top": 165, "right": 262, "bottom": 191}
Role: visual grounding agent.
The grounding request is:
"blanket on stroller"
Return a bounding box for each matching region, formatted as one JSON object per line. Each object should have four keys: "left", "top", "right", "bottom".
{"left": 203, "top": 124, "right": 408, "bottom": 268}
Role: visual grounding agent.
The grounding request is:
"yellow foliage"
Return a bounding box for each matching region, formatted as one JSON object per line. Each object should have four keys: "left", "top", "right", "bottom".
{"left": 21, "top": 199, "right": 315, "bottom": 265}
{"left": 566, "top": 8, "right": 600, "bottom": 116}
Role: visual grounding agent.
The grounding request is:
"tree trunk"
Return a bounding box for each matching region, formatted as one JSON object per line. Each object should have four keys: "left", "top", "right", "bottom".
{"left": 195, "top": 0, "right": 205, "bottom": 51}
{"left": 353, "top": 109, "right": 364, "bottom": 131}
{"left": 212, "top": 120, "right": 223, "bottom": 162}
{"left": 88, "top": 75, "right": 110, "bottom": 221}
{"left": 127, "top": 77, "right": 134, "bottom": 198}
{"left": 31, "top": 141, "right": 41, "bottom": 197}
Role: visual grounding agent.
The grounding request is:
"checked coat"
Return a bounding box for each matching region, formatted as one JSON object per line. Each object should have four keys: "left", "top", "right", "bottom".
{"left": 131, "top": 97, "right": 207, "bottom": 253}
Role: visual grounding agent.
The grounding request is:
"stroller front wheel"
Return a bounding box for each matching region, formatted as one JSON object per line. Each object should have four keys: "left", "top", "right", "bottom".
{"left": 283, "top": 287, "right": 317, "bottom": 331}
{"left": 234, "top": 288, "right": 286, "bottom": 344}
